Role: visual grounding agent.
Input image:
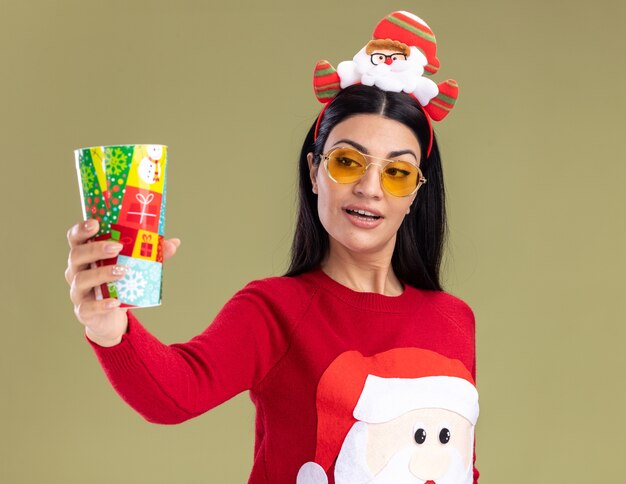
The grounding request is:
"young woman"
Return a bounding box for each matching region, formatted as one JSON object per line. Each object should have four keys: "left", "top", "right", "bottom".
{"left": 65, "top": 12, "right": 479, "bottom": 484}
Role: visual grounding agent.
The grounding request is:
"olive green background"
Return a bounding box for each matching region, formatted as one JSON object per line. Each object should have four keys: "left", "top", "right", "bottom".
{"left": 1, "top": 0, "right": 624, "bottom": 482}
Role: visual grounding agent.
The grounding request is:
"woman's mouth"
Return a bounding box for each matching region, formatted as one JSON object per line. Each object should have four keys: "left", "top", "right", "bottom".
{"left": 344, "top": 208, "right": 382, "bottom": 220}
{"left": 343, "top": 207, "right": 384, "bottom": 228}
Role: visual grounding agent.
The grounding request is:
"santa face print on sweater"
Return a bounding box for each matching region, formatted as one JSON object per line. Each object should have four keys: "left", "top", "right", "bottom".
{"left": 334, "top": 409, "right": 473, "bottom": 484}
{"left": 296, "top": 348, "right": 479, "bottom": 484}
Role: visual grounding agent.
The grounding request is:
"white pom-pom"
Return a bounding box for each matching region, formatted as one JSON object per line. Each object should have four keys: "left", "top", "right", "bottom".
{"left": 296, "top": 462, "right": 328, "bottom": 484}
{"left": 337, "top": 60, "right": 361, "bottom": 89}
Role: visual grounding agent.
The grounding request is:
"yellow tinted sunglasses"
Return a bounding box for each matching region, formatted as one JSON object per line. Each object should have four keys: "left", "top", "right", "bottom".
{"left": 320, "top": 147, "right": 426, "bottom": 197}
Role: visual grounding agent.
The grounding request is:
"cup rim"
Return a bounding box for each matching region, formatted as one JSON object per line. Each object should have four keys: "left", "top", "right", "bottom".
{"left": 74, "top": 144, "right": 168, "bottom": 152}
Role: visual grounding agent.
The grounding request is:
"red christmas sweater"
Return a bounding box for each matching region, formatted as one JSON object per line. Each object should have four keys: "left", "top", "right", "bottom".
{"left": 88, "top": 268, "right": 479, "bottom": 483}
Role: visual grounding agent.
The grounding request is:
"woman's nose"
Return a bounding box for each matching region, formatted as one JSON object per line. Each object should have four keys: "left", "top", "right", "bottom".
{"left": 353, "top": 164, "right": 383, "bottom": 199}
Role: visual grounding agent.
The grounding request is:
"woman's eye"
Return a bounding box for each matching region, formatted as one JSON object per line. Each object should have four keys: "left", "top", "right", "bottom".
{"left": 439, "top": 428, "right": 451, "bottom": 444}
{"left": 414, "top": 428, "right": 426, "bottom": 444}
{"left": 386, "top": 167, "right": 410, "bottom": 177}
{"left": 337, "top": 157, "right": 359, "bottom": 167}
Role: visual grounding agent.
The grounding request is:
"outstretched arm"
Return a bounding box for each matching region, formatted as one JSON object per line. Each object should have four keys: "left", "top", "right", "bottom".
{"left": 86, "top": 278, "right": 308, "bottom": 424}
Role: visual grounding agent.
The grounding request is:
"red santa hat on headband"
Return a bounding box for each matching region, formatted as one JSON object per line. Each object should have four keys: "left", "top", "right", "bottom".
{"left": 296, "top": 348, "right": 479, "bottom": 483}
{"left": 372, "top": 10, "right": 440, "bottom": 75}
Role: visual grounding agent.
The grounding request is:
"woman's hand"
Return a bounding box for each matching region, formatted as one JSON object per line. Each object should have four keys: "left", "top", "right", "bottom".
{"left": 65, "top": 219, "right": 180, "bottom": 347}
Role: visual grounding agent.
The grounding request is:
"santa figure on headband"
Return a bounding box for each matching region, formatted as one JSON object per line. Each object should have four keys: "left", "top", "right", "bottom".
{"left": 314, "top": 11, "right": 459, "bottom": 121}
{"left": 296, "top": 348, "right": 479, "bottom": 484}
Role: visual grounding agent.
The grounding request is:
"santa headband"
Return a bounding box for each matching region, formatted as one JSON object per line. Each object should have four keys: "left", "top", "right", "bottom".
{"left": 312, "top": 347, "right": 478, "bottom": 474}
{"left": 312, "top": 10, "right": 459, "bottom": 158}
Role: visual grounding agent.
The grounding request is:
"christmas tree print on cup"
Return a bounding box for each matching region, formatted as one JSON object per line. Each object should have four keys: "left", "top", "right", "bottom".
{"left": 74, "top": 144, "right": 168, "bottom": 308}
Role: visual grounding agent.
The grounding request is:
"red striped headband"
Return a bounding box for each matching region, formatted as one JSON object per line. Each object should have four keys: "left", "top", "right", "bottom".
{"left": 313, "top": 90, "right": 435, "bottom": 158}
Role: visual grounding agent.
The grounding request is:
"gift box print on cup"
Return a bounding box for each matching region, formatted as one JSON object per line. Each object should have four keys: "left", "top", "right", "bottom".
{"left": 74, "top": 145, "right": 167, "bottom": 308}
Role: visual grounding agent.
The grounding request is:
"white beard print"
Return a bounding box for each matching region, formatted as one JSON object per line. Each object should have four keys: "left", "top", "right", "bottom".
{"left": 334, "top": 421, "right": 473, "bottom": 484}
{"left": 336, "top": 46, "right": 439, "bottom": 106}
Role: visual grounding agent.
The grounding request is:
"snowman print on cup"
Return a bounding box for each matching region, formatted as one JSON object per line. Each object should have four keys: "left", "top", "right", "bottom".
{"left": 138, "top": 145, "right": 163, "bottom": 185}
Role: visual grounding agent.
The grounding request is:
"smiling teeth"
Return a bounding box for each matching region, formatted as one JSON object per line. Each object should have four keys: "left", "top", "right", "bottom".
{"left": 347, "top": 208, "right": 380, "bottom": 218}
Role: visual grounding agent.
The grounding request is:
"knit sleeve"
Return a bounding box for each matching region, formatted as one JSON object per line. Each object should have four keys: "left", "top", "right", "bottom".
{"left": 469, "top": 305, "right": 479, "bottom": 484}
{"left": 86, "top": 277, "right": 310, "bottom": 424}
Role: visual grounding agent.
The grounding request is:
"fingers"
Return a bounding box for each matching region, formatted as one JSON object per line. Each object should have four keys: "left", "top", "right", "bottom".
{"left": 67, "top": 219, "right": 99, "bottom": 249}
{"left": 69, "top": 263, "right": 129, "bottom": 305}
{"left": 75, "top": 299, "right": 129, "bottom": 346}
{"left": 74, "top": 298, "right": 123, "bottom": 322}
{"left": 69, "top": 240, "right": 124, "bottom": 270}
{"left": 65, "top": 241, "right": 123, "bottom": 285}
{"left": 66, "top": 220, "right": 180, "bottom": 291}
{"left": 66, "top": 240, "right": 124, "bottom": 286}
{"left": 65, "top": 219, "right": 105, "bottom": 285}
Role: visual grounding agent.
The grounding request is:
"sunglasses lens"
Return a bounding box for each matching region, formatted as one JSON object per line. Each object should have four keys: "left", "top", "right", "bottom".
{"left": 326, "top": 148, "right": 366, "bottom": 183}
{"left": 382, "top": 161, "right": 419, "bottom": 197}
{"left": 325, "top": 148, "right": 421, "bottom": 197}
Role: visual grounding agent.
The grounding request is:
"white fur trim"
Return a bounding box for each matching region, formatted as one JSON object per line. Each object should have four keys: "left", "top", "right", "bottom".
{"left": 353, "top": 375, "right": 479, "bottom": 425}
{"left": 408, "top": 46, "right": 427, "bottom": 68}
{"left": 337, "top": 59, "right": 361, "bottom": 89}
{"left": 335, "top": 422, "right": 376, "bottom": 483}
{"left": 411, "top": 76, "right": 438, "bottom": 106}
{"left": 398, "top": 10, "right": 430, "bottom": 29}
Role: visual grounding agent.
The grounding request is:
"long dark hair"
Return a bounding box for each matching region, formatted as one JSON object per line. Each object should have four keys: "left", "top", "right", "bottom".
{"left": 285, "top": 84, "right": 447, "bottom": 291}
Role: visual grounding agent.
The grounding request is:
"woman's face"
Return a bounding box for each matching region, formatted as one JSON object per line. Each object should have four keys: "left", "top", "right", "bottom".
{"left": 307, "top": 114, "right": 421, "bottom": 260}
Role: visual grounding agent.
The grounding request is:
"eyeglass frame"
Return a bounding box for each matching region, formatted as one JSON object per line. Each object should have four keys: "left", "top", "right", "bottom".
{"left": 318, "top": 146, "right": 427, "bottom": 197}
{"left": 370, "top": 52, "right": 408, "bottom": 65}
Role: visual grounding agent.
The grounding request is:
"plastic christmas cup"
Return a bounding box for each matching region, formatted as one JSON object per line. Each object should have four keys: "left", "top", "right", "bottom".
{"left": 74, "top": 144, "right": 168, "bottom": 308}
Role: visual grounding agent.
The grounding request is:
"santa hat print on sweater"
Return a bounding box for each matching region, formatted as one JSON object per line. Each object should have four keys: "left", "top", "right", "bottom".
{"left": 296, "top": 348, "right": 479, "bottom": 484}
{"left": 312, "top": 10, "right": 460, "bottom": 157}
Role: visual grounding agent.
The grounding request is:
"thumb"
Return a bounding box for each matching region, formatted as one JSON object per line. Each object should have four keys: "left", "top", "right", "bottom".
{"left": 163, "top": 238, "right": 181, "bottom": 262}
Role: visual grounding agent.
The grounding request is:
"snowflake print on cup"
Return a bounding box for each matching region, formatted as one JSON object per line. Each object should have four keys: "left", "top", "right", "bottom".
{"left": 115, "top": 255, "right": 163, "bottom": 307}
